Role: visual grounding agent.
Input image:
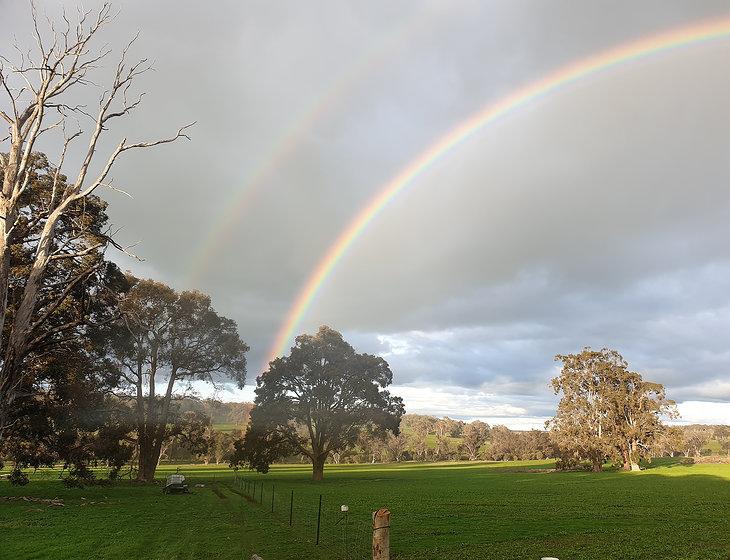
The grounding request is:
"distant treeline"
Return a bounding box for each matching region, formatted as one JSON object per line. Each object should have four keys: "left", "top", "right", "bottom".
{"left": 195, "top": 408, "right": 730, "bottom": 466}
{"left": 101, "top": 395, "right": 730, "bottom": 468}
{"left": 158, "top": 399, "right": 254, "bottom": 465}
{"left": 178, "top": 399, "right": 254, "bottom": 428}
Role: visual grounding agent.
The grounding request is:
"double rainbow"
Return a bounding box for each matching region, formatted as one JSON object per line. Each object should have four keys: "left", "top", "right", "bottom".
{"left": 186, "top": 8, "right": 440, "bottom": 287}
{"left": 265, "top": 17, "right": 730, "bottom": 370}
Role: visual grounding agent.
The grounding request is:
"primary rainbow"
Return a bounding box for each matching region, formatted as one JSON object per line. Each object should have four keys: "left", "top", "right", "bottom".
{"left": 265, "top": 17, "right": 730, "bottom": 369}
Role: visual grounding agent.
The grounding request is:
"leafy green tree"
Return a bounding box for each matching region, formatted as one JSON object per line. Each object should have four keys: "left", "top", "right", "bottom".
{"left": 714, "top": 426, "right": 730, "bottom": 456}
{"left": 681, "top": 426, "right": 713, "bottom": 458}
{"left": 234, "top": 326, "right": 404, "bottom": 480}
{"left": 461, "top": 420, "right": 490, "bottom": 461}
{"left": 0, "top": 4, "right": 189, "bottom": 438}
{"left": 653, "top": 425, "right": 685, "bottom": 458}
{"left": 548, "top": 348, "right": 675, "bottom": 471}
{"left": 107, "top": 279, "right": 248, "bottom": 482}
{"left": 0, "top": 152, "right": 135, "bottom": 480}
{"left": 402, "top": 414, "right": 436, "bottom": 461}
{"left": 383, "top": 431, "right": 408, "bottom": 462}
{"left": 201, "top": 427, "right": 239, "bottom": 465}
{"left": 2, "top": 348, "right": 134, "bottom": 485}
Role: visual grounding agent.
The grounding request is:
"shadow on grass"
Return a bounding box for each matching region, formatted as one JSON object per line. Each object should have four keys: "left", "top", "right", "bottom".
{"left": 641, "top": 456, "right": 695, "bottom": 469}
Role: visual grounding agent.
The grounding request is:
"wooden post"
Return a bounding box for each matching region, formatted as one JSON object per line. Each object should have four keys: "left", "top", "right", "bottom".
{"left": 316, "top": 494, "right": 322, "bottom": 545}
{"left": 289, "top": 489, "right": 294, "bottom": 526}
{"left": 372, "top": 508, "right": 390, "bottom": 560}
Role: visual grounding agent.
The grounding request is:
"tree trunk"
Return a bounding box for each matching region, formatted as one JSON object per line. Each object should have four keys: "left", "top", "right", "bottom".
{"left": 0, "top": 139, "right": 22, "bottom": 348}
{"left": 137, "top": 438, "right": 158, "bottom": 482}
{"left": 592, "top": 458, "right": 603, "bottom": 472}
{"left": 621, "top": 447, "right": 632, "bottom": 470}
{"left": 137, "top": 434, "right": 164, "bottom": 482}
{"left": 312, "top": 455, "right": 326, "bottom": 481}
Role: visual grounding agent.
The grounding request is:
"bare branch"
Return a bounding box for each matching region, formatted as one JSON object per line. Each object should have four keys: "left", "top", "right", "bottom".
{"left": 105, "top": 235, "right": 144, "bottom": 262}
{"left": 75, "top": 122, "right": 194, "bottom": 200}
{"left": 48, "top": 242, "right": 105, "bottom": 262}
{"left": 99, "top": 179, "right": 133, "bottom": 199}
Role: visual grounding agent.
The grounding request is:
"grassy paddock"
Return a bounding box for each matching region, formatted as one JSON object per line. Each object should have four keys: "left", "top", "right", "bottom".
{"left": 2, "top": 459, "right": 730, "bottom": 559}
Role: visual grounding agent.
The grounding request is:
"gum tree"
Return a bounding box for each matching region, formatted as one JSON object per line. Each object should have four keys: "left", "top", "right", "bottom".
{"left": 0, "top": 3, "right": 191, "bottom": 439}
{"left": 461, "top": 420, "right": 490, "bottom": 461}
{"left": 548, "top": 348, "right": 676, "bottom": 471}
{"left": 108, "top": 279, "right": 248, "bottom": 482}
{"left": 235, "top": 326, "right": 404, "bottom": 480}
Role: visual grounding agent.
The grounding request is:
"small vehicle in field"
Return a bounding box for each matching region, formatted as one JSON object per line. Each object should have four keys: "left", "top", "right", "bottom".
{"left": 163, "top": 474, "right": 189, "bottom": 494}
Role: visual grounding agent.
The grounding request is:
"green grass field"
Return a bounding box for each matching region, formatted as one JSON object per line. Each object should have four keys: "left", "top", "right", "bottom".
{"left": 212, "top": 423, "right": 242, "bottom": 433}
{"left": 2, "top": 459, "right": 730, "bottom": 560}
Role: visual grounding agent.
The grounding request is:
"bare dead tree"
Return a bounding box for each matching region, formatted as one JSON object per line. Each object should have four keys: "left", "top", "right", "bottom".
{"left": 0, "top": 3, "right": 192, "bottom": 439}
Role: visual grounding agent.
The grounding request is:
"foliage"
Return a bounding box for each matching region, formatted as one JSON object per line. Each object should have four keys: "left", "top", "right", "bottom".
{"left": 0, "top": 154, "right": 133, "bottom": 480}
{"left": 105, "top": 278, "right": 248, "bottom": 481}
{"left": 461, "top": 420, "right": 490, "bottom": 460}
{"left": 680, "top": 426, "right": 714, "bottom": 458}
{"left": 0, "top": 3, "right": 190, "bottom": 439}
{"left": 548, "top": 348, "right": 676, "bottom": 471}
{"left": 488, "top": 425, "right": 555, "bottom": 461}
{"left": 235, "top": 326, "right": 404, "bottom": 480}
{"left": 401, "top": 414, "right": 437, "bottom": 460}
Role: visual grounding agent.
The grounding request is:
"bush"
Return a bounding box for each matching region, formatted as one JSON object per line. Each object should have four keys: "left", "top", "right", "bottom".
{"left": 9, "top": 467, "right": 29, "bottom": 486}
{"left": 62, "top": 464, "right": 97, "bottom": 488}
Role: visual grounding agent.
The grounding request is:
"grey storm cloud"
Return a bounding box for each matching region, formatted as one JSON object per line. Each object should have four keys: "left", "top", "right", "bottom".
{"left": 3, "top": 0, "right": 730, "bottom": 424}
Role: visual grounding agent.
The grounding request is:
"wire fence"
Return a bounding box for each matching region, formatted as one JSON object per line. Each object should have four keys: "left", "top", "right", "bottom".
{"left": 228, "top": 473, "right": 375, "bottom": 560}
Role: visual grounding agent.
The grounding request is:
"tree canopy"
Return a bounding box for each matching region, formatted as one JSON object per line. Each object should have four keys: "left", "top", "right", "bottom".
{"left": 548, "top": 348, "right": 676, "bottom": 471}
{"left": 0, "top": 3, "right": 189, "bottom": 439}
{"left": 0, "top": 153, "right": 132, "bottom": 480}
{"left": 107, "top": 278, "right": 248, "bottom": 482}
{"left": 234, "top": 325, "right": 404, "bottom": 480}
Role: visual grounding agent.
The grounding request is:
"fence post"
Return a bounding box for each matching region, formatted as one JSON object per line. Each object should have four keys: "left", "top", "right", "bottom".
{"left": 372, "top": 508, "right": 390, "bottom": 560}
{"left": 316, "top": 494, "right": 322, "bottom": 545}
{"left": 289, "top": 489, "right": 294, "bottom": 526}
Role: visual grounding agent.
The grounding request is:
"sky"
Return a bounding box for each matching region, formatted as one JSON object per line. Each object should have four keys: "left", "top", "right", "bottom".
{"left": 3, "top": 1, "right": 730, "bottom": 428}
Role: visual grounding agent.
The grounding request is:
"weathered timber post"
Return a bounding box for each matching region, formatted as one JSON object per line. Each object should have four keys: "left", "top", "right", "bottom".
{"left": 372, "top": 508, "right": 390, "bottom": 560}
{"left": 316, "top": 494, "right": 322, "bottom": 545}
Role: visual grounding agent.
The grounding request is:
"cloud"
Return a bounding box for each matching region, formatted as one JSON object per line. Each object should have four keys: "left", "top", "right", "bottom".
{"left": 676, "top": 401, "right": 730, "bottom": 425}
{"left": 3, "top": 1, "right": 730, "bottom": 422}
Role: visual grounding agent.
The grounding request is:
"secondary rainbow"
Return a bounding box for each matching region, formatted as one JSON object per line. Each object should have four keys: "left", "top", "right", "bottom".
{"left": 265, "top": 17, "right": 730, "bottom": 369}
{"left": 186, "top": 9, "right": 439, "bottom": 287}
